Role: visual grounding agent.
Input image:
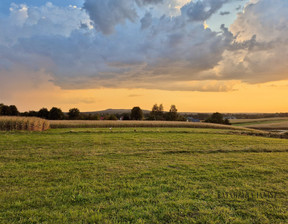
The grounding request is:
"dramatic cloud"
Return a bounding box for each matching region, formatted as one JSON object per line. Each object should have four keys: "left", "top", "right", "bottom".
{"left": 83, "top": 0, "right": 189, "bottom": 35}
{"left": 83, "top": 0, "right": 137, "bottom": 35}
{"left": 218, "top": 0, "right": 288, "bottom": 83}
{"left": 0, "top": 0, "right": 287, "bottom": 95}
{"left": 0, "top": 2, "right": 90, "bottom": 46}
{"left": 181, "top": 0, "right": 228, "bottom": 22}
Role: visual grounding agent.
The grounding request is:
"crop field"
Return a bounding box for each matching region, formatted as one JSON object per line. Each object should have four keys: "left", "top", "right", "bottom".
{"left": 242, "top": 121, "right": 288, "bottom": 130}
{"left": 0, "top": 116, "right": 50, "bottom": 131}
{"left": 230, "top": 118, "right": 288, "bottom": 130}
{"left": 50, "top": 120, "right": 258, "bottom": 130}
{"left": 0, "top": 127, "right": 288, "bottom": 223}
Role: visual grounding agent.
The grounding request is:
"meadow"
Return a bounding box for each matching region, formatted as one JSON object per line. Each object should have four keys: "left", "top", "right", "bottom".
{"left": 0, "top": 127, "right": 287, "bottom": 223}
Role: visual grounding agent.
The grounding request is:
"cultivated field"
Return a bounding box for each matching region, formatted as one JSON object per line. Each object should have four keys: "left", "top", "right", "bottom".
{"left": 230, "top": 117, "right": 288, "bottom": 130}
{"left": 0, "top": 128, "right": 287, "bottom": 223}
{"left": 247, "top": 121, "right": 288, "bottom": 130}
{"left": 230, "top": 117, "right": 288, "bottom": 124}
{"left": 50, "top": 120, "right": 259, "bottom": 130}
{"left": 0, "top": 116, "right": 49, "bottom": 131}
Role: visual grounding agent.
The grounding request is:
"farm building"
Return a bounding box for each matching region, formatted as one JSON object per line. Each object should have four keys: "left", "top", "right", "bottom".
{"left": 186, "top": 117, "right": 200, "bottom": 122}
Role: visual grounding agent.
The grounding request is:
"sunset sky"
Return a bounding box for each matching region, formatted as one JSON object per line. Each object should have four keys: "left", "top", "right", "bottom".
{"left": 0, "top": 0, "right": 287, "bottom": 113}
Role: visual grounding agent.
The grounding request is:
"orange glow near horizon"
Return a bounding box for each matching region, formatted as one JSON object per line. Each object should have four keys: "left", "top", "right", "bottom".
{"left": 4, "top": 80, "right": 288, "bottom": 113}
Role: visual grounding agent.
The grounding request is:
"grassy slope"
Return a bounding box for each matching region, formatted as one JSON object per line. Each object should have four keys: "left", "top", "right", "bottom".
{"left": 0, "top": 128, "right": 287, "bottom": 223}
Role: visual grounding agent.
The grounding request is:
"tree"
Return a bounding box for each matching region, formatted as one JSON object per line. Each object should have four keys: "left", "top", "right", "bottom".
{"left": 159, "top": 104, "right": 164, "bottom": 113}
{"left": 130, "top": 106, "right": 143, "bottom": 120}
{"left": 150, "top": 104, "right": 158, "bottom": 120}
{"left": 68, "top": 108, "right": 80, "bottom": 120}
{"left": 224, "top": 118, "right": 231, "bottom": 125}
{"left": 121, "top": 113, "right": 130, "bottom": 120}
{"left": 0, "top": 104, "right": 18, "bottom": 116}
{"left": 105, "top": 114, "right": 118, "bottom": 120}
{"left": 0, "top": 105, "right": 10, "bottom": 115}
{"left": 169, "top": 105, "right": 177, "bottom": 113}
{"left": 27, "top": 111, "right": 38, "bottom": 117}
{"left": 9, "top": 105, "right": 19, "bottom": 116}
{"left": 205, "top": 112, "right": 231, "bottom": 125}
{"left": 0, "top": 103, "right": 3, "bottom": 115}
{"left": 151, "top": 104, "right": 158, "bottom": 119}
{"left": 82, "top": 113, "right": 100, "bottom": 120}
{"left": 165, "top": 105, "right": 178, "bottom": 121}
{"left": 91, "top": 114, "right": 100, "bottom": 120}
{"left": 38, "top": 108, "right": 49, "bottom": 119}
{"left": 150, "top": 104, "right": 165, "bottom": 120}
{"left": 49, "top": 107, "right": 64, "bottom": 120}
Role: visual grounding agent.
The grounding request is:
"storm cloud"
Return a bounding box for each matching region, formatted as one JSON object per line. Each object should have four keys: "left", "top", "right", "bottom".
{"left": 0, "top": 0, "right": 287, "bottom": 93}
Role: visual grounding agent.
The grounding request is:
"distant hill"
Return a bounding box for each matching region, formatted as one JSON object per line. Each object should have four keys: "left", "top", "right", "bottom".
{"left": 83, "top": 108, "right": 151, "bottom": 115}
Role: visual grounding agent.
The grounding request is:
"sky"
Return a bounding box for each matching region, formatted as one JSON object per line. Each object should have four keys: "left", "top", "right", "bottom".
{"left": 0, "top": 0, "right": 288, "bottom": 113}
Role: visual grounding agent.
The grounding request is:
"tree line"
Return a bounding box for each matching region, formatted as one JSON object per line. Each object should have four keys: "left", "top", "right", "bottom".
{"left": 131, "top": 104, "right": 186, "bottom": 121}
{"left": 131, "top": 105, "right": 231, "bottom": 124}
{"left": 0, "top": 103, "right": 185, "bottom": 121}
{"left": 8, "top": 102, "right": 277, "bottom": 125}
{"left": 0, "top": 103, "right": 19, "bottom": 116}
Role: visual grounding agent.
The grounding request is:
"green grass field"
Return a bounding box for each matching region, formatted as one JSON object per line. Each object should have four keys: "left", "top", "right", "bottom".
{"left": 1, "top": 128, "right": 287, "bottom": 223}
